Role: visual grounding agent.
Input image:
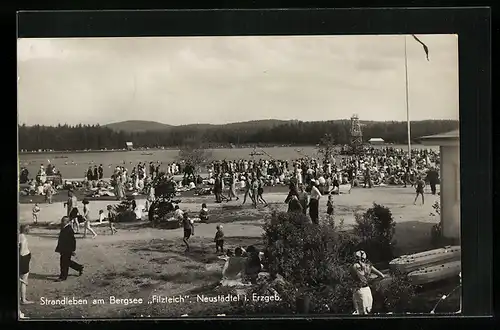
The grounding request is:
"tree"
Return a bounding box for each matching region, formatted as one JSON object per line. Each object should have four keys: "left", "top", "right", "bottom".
{"left": 353, "top": 203, "right": 396, "bottom": 265}
{"left": 316, "top": 133, "right": 337, "bottom": 163}
{"left": 177, "top": 136, "right": 212, "bottom": 174}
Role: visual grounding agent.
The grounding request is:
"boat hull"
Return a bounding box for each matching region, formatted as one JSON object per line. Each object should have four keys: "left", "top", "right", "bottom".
{"left": 389, "top": 246, "right": 461, "bottom": 274}
{"left": 408, "top": 260, "right": 461, "bottom": 285}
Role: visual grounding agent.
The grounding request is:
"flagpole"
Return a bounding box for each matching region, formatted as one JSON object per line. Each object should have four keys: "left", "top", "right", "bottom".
{"left": 404, "top": 35, "right": 411, "bottom": 163}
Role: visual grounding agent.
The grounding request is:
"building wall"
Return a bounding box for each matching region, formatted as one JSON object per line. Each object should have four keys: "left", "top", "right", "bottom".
{"left": 440, "top": 145, "right": 460, "bottom": 240}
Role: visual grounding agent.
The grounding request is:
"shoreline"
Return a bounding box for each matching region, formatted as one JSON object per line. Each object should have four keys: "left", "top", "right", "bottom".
{"left": 18, "top": 143, "right": 431, "bottom": 155}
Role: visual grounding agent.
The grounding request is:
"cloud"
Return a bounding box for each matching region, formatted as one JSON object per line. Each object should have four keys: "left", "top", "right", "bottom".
{"left": 17, "top": 35, "right": 459, "bottom": 125}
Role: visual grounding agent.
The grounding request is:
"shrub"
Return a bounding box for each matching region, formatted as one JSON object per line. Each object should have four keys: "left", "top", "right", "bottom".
{"left": 353, "top": 203, "right": 396, "bottom": 265}
{"left": 430, "top": 201, "right": 443, "bottom": 247}
{"left": 255, "top": 211, "right": 361, "bottom": 314}
{"left": 378, "top": 273, "right": 416, "bottom": 313}
{"left": 113, "top": 201, "right": 137, "bottom": 223}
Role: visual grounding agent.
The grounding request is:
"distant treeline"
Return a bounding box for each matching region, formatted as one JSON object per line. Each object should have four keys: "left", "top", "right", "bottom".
{"left": 18, "top": 120, "right": 458, "bottom": 151}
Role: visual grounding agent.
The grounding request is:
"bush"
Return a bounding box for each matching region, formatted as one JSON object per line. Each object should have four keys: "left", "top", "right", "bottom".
{"left": 353, "top": 203, "right": 396, "bottom": 265}
{"left": 254, "top": 211, "right": 361, "bottom": 314}
{"left": 112, "top": 201, "right": 137, "bottom": 223}
{"left": 430, "top": 201, "right": 443, "bottom": 247}
{"left": 379, "top": 273, "right": 416, "bottom": 313}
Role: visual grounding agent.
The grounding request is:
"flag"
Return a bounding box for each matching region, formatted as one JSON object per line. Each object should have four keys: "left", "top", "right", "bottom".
{"left": 412, "top": 34, "right": 430, "bottom": 61}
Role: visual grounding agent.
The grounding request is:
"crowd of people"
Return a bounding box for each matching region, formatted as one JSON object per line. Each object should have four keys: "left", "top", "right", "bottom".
{"left": 19, "top": 147, "right": 442, "bottom": 318}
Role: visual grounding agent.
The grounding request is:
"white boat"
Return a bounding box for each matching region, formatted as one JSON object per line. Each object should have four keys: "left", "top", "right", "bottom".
{"left": 408, "top": 260, "right": 461, "bottom": 285}
{"left": 389, "top": 246, "right": 461, "bottom": 274}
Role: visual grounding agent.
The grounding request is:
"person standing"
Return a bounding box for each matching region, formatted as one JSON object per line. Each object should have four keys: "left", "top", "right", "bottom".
{"left": 214, "top": 225, "right": 224, "bottom": 253}
{"left": 64, "top": 191, "right": 80, "bottom": 233}
{"left": 32, "top": 203, "right": 40, "bottom": 224}
{"left": 149, "top": 162, "right": 155, "bottom": 179}
{"left": 45, "top": 181, "right": 54, "bottom": 204}
{"left": 19, "top": 224, "right": 33, "bottom": 305}
{"left": 251, "top": 177, "right": 259, "bottom": 208}
{"left": 256, "top": 177, "right": 268, "bottom": 206}
{"left": 93, "top": 166, "right": 98, "bottom": 181}
{"left": 363, "top": 166, "right": 372, "bottom": 189}
{"left": 350, "top": 250, "right": 385, "bottom": 315}
{"left": 309, "top": 180, "right": 322, "bottom": 224}
{"left": 98, "top": 164, "right": 104, "bottom": 180}
{"left": 228, "top": 173, "right": 239, "bottom": 201}
{"left": 55, "top": 217, "right": 84, "bottom": 281}
{"left": 297, "top": 183, "right": 309, "bottom": 216}
{"left": 413, "top": 176, "right": 426, "bottom": 205}
{"left": 213, "top": 175, "right": 222, "bottom": 203}
{"left": 242, "top": 174, "right": 253, "bottom": 205}
{"left": 182, "top": 212, "right": 194, "bottom": 252}
{"left": 348, "top": 165, "right": 355, "bottom": 194}
{"left": 107, "top": 205, "right": 118, "bottom": 235}
{"left": 326, "top": 194, "right": 334, "bottom": 217}
{"left": 86, "top": 167, "right": 93, "bottom": 181}
{"left": 82, "top": 199, "right": 97, "bottom": 239}
{"left": 426, "top": 167, "right": 439, "bottom": 195}
{"left": 284, "top": 180, "right": 299, "bottom": 204}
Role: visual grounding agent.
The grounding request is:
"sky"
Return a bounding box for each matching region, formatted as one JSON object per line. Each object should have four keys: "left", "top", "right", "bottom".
{"left": 17, "top": 35, "right": 459, "bottom": 126}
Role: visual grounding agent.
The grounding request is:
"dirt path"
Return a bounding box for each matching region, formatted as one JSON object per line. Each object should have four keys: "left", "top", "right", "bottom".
{"left": 19, "top": 185, "right": 441, "bottom": 318}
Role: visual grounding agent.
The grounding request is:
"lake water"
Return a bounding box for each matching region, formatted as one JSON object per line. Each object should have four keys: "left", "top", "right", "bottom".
{"left": 18, "top": 144, "right": 438, "bottom": 179}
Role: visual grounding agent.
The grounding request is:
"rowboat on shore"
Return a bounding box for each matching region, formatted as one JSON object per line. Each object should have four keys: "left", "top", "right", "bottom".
{"left": 389, "top": 246, "right": 461, "bottom": 274}
{"left": 407, "top": 260, "right": 461, "bottom": 285}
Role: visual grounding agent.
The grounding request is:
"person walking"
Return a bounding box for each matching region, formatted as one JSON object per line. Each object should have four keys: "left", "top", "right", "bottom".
{"left": 350, "top": 250, "right": 385, "bottom": 315}
{"left": 55, "top": 216, "right": 84, "bottom": 281}
{"left": 182, "top": 212, "right": 194, "bottom": 252}
{"left": 82, "top": 199, "right": 97, "bottom": 239}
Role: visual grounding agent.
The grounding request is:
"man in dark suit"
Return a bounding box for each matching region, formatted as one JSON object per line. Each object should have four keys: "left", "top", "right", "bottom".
{"left": 426, "top": 166, "right": 440, "bottom": 195}
{"left": 55, "top": 216, "right": 84, "bottom": 281}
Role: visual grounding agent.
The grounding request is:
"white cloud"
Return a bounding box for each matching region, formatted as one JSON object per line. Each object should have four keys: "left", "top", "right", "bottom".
{"left": 17, "top": 35, "right": 459, "bottom": 125}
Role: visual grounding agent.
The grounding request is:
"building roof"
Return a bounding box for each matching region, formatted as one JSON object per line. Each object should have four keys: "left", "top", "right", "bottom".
{"left": 369, "top": 137, "right": 384, "bottom": 141}
{"left": 420, "top": 130, "right": 459, "bottom": 140}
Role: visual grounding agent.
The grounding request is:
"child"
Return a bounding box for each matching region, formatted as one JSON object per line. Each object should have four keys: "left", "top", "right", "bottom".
{"left": 326, "top": 194, "right": 334, "bottom": 216}
{"left": 182, "top": 212, "right": 194, "bottom": 252}
{"left": 45, "top": 182, "right": 53, "bottom": 204}
{"left": 214, "top": 225, "right": 224, "bottom": 253}
{"left": 107, "top": 205, "right": 118, "bottom": 235}
{"left": 199, "top": 203, "right": 209, "bottom": 223}
{"left": 32, "top": 203, "right": 40, "bottom": 224}
{"left": 98, "top": 210, "right": 105, "bottom": 223}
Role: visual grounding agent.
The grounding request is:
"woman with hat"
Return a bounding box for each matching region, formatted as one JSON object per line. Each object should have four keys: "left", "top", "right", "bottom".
{"left": 82, "top": 199, "right": 97, "bottom": 239}
{"left": 350, "top": 250, "right": 385, "bottom": 315}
